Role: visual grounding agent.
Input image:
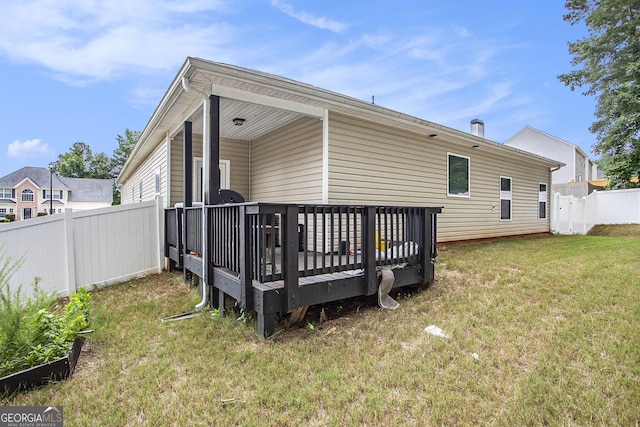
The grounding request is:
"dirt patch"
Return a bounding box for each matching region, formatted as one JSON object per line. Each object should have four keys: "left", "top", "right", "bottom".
{"left": 588, "top": 224, "right": 640, "bottom": 238}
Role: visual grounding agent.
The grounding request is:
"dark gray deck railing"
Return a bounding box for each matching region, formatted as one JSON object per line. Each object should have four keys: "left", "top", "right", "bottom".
{"left": 165, "top": 208, "right": 180, "bottom": 252}
{"left": 165, "top": 203, "right": 441, "bottom": 311}
{"left": 184, "top": 207, "right": 202, "bottom": 256}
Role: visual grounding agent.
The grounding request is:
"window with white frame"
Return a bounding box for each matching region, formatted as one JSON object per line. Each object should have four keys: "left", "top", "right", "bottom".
{"left": 43, "top": 190, "right": 62, "bottom": 199}
{"left": 0, "top": 188, "right": 13, "bottom": 198}
{"left": 21, "top": 189, "right": 34, "bottom": 202}
{"left": 500, "top": 176, "right": 512, "bottom": 220}
{"left": 538, "top": 183, "right": 547, "bottom": 219}
{"left": 447, "top": 153, "right": 470, "bottom": 197}
{"left": 0, "top": 208, "right": 6, "bottom": 217}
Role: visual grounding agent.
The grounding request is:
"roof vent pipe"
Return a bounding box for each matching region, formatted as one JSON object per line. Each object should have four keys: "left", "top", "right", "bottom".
{"left": 471, "top": 119, "right": 484, "bottom": 137}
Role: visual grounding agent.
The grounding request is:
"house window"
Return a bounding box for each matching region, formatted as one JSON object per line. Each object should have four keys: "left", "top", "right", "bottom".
{"left": 500, "top": 177, "right": 512, "bottom": 221}
{"left": 0, "top": 188, "right": 13, "bottom": 198}
{"left": 539, "top": 183, "right": 547, "bottom": 219}
{"left": 447, "top": 153, "right": 470, "bottom": 197}
{"left": 0, "top": 208, "right": 5, "bottom": 218}
{"left": 43, "top": 190, "right": 62, "bottom": 199}
{"left": 21, "top": 189, "right": 34, "bottom": 202}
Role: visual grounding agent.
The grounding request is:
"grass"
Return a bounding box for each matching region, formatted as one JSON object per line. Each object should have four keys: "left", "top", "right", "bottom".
{"left": 588, "top": 223, "right": 640, "bottom": 238}
{"left": 2, "top": 232, "right": 639, "bottom": 425}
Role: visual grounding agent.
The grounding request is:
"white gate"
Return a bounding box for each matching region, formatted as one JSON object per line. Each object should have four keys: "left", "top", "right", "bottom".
{"left": 552, "top": 189, "right": 640, "bottom": 235}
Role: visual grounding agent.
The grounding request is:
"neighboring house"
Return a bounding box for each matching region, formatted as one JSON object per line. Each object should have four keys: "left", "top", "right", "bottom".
{"left": 0, "top": 167, "right": 113, "bottom": 221}
{"left": 117, "top": 57, "right": 563, "bottom": 243}
{"left": 505, "top": 126, "right": 599, "bottom": 184}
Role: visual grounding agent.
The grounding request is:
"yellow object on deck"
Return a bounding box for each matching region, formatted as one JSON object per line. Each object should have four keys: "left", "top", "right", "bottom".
{"left": 375, "top": 231, "right": 389, "bottom": 251}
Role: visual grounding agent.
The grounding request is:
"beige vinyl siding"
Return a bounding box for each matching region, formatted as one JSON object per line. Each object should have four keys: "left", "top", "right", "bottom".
{"left": 222, "top": 138, "right": 250, "bottom": 198}
{"left": 327, "top": 112, "right": 551, "bottom": 242}
{"left": 251, "top": 117, "right": 323, "bottom": 203}
{"left": 122, "top": 139, "right": 167, "bottom": 205}
{"left": 169, "top": 133, "right": 249, "bottom": 207}
{"left": 169, "top": 135, "right": 184, "bottom": 207}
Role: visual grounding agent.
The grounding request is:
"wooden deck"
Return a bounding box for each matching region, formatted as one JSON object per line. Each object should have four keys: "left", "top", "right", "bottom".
{"left": 165, "top": 203, "right": 441, "bottom": 336}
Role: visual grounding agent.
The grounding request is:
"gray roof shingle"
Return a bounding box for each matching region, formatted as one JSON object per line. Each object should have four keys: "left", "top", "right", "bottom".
{"left": 0, "top": 167, "right": 112, "bottom": 204}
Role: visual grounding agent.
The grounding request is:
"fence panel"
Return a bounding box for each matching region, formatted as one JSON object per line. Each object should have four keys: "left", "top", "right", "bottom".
{"left": 0, "top": 199, "right": 163, "bottom": 298}
{"left": 73, "top": 200, "right": 161, "bottom": 290}
{"left": 552, "top": 189, "right": 640, "bottom": 234}
{"left": 0, "top": 214, "right": 69, "bottom": 298}
{"left": 593, "top": 189, "right": 640, "bottom": 225}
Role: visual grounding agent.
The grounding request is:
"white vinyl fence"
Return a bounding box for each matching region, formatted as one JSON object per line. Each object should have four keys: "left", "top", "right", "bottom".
{"left": 0, "top": 198, "right": 164, "bottom": 298}
{"left": 552, "top": 188, "right": 640, "bottom": 235}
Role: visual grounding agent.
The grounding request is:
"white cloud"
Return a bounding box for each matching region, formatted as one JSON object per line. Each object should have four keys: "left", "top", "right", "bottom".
{"left": 271, "top": 0, "right": 347, "bottom": 33}
{"left": 0, "top": 0, "right": 236, "bottom": 83}
{"left": 128, "top": 85, "right": 168, "bottom": 109}
{"left": 7, "top": 139, "right": 52, "bottom": 159}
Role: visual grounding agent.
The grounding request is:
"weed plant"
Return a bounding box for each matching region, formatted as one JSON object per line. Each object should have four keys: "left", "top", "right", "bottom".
{"left": 0, "top": 248, "right": 91, "bottom": 378}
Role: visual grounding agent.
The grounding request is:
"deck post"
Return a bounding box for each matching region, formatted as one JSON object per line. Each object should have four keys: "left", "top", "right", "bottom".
{"left": 420, "top": 209, "right": 432, "bottom": 283}
{"left": 257, "top": 310, "right": 276, "bottom": 338}
{"left": 207, "top": 95, "right": 221, "bottom": 205}
{"left": 164, "top": 210, "right": 176, "bottom": 271}
{"left": 182, "top": 121, "right": 193, "bottom": 283}
{"left": 363, "top": 206, "right": 378, "bottom": 295}
{"left": 238, "top": 205, "right": 253, "bottom": 309}
{"left": 283, "top": 204, "right": 300, "bottom": 311}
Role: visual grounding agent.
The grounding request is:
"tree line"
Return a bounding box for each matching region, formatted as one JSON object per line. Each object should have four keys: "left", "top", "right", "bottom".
{"left": 52, "top": 129, "right": 140, "bottom": 205}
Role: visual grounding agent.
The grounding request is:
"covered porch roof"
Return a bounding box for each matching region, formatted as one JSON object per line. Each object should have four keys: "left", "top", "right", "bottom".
{"left": 118, "top": 57, "right": 563, "bottom": 184}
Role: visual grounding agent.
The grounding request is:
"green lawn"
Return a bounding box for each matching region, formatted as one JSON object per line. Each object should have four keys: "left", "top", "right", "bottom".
{"left": 2, "top": 233, "right": 639, "bottom": 426}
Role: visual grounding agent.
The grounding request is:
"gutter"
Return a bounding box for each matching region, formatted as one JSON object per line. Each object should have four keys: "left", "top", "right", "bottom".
{"left": 181, "top": 76, "right": 211, "bottom": 312}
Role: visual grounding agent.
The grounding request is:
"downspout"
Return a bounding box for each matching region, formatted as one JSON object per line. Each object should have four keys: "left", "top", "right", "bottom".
{"left": 572, "top": 146, "right": 577, "bottom": 181}
{"left": 549, "top": 164, "right": 562, "bottom": 233}
{"left": 182, "top": 76, "right": 211, "bottom": 312}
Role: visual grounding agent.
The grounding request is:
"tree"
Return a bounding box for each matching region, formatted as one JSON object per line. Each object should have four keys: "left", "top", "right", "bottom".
{"left": 558, "top": 0, "right": 640, "bottom": 188}
{"left": 111, "top": 129, "right": 140, "bottom": 179}
{"left": 55, "top": 130, "right": 140, "bottom": 205}
{"left": 111, "top": 129, "right": 140, "bottom": 205}
{"left": 55, "top": 142, "right": 105, "bottom": 178}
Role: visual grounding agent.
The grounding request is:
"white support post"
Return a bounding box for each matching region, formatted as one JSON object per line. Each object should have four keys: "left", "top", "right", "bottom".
{"left": 322, "top": 108, "right": 329, "bottom": 204}
{"left": 156, "top": 196, "right": 164, "bottom": 272}
{"left": 63, "top": 209, "right": 77, "bottom": 294}
{"left": 548, "top": 168, "right": 555, "bottom": 233}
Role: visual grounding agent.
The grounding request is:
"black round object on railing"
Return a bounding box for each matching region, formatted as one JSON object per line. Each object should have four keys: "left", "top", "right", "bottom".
{"left": 218, "top": 189, "right": 245, "bottom": 204}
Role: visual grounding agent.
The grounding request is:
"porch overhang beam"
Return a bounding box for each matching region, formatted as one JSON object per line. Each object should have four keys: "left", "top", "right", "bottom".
{"left": 210, "top": 84, "right": 325, "bottom": 118}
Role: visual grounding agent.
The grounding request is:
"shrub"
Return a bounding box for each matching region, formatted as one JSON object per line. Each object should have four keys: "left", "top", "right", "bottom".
{"left": 5, "top": 214, "right": 15, "bottom": 222}
{"left": 0, "top": 248, "right": 91, "bottom": 378}
{"left": 37, "top": 212, "right": 48, "bottom": 217}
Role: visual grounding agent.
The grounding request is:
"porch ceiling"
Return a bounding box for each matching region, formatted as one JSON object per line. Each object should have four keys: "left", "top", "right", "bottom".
{"left": 185, "top": 98, "right": 305, "bottom": 141}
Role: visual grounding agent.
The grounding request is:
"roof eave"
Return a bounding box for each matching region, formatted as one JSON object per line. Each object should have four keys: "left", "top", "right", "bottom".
{"left": 118, "top": 57, "right": 197, "bottom": 184}
{"left": 118, "top": 57, "right": 566, "bottom": 182}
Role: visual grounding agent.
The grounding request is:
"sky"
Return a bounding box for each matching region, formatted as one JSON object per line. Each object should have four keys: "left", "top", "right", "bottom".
{"left": 0, "top": 0, "right": 597, "bottom": 179}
